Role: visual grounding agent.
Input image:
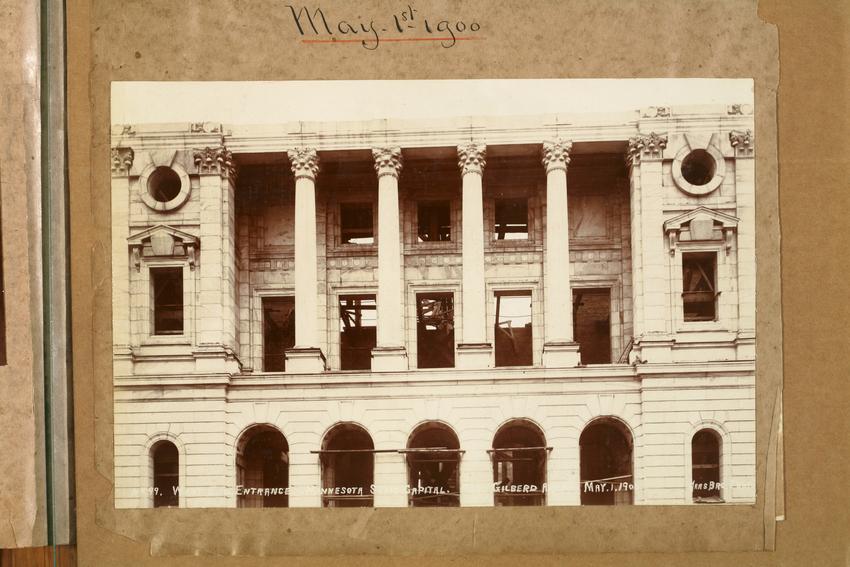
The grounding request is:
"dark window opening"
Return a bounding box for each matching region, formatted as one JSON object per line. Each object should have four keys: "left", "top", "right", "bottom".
{"left": 340, "top": 202, "right": 374, "bottom": 244}
{"left": 339, "top": 295, "right": 376, "bottom": 370}
{"left": 417, "top": 201, "right": 451, "bottom": 242}
{"left": 692, "top": 429, "right": 722, "bottom": 502}
{"left": 494, "top": 198, "right": 529, "bottom": 240}
{"left": 321, "top": 424, "right": 374, "bottom": 508}
{"left": 682, "top": 252, "right": 717, "bottom": 321}
{"left": 573, "top": 288, "right": 612, "bottom": 364}
{"left": 263, "top": 297, "right": 295, "bottom": 371}
{"left": 681, "top": 149, "right": 717, "bottom": 186}
{"left": 148, "top": 166, "right": 182, "bottom": 203}
{"left": 416, "top": 293, "right": 455, "bottom": 368}
{"left": 495, "top": 292, "right": 533, "bottom": 367}
{"left": 492, "top": 421, "right": 547, "bottom": 506}
{"left": 236, "top": 426, "right": 289, "bottom": 508}
{"left": 152, "top": 267, "right": 183, "bottom": 335}
{"left": 152, "top": 441, "right": 179, "bottom": 508}
{"left": 406, "top": 423, "right": 461, "bottom": 507}
{"left": 580, "top": 419, "right": 633, "bottom": 505}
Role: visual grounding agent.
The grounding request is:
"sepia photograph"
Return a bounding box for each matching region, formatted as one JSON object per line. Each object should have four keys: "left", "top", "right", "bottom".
{"left": 110, "top": 79, "right": 756, "bottom": 510}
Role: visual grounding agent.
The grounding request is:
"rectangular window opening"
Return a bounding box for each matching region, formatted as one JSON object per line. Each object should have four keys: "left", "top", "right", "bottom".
{"left": 152, "top": 267, "right": 183, "bottom": 335}
{"left": 340, "top": 203, "right": 374, "bottom": 245}
{"left": 416, "top": 293, "right": 455, "bottom": 368}
{"left": 339, "top": 294, "right": 377, "bottom": 370}
{"left": 417, "top": 201, "right": 451, "bottom": 242}
{"left": 682, "top": 252, "right": 718, "bottom": 322}
{"left": 573, "top": 288, "right": 612, "bottom": 364}
{"left": 263, "top": 297, "right": 295, "bottom": 371}
{"left": 494, "top": 198, "right": 529, "bottom": 240}
{"left": 494, "top": 291, "right": 533, "bottom": 367}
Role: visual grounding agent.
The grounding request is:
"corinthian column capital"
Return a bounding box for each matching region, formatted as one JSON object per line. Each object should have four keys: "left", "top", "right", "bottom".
{"left": 542, "top": 138, "right": 573, "bottom": 173}
{"left": 457, "top": 143, "right": 486, "bottom": 176}
{"left": 111, "top": 147, "right": 134, "bottom": 176}
{"left": 627, "top": 132, "right": 668, "bottom": 165}
{"left": 288, "top": 147, "right": 320, "bottom": 181}
{"left": 372, "top": 147, "right": 403, "bottom": 179}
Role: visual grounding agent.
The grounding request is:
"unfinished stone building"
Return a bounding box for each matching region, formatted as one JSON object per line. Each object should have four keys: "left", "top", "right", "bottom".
{"left": 111, "top": 104, "right": 756, "bottom": 508}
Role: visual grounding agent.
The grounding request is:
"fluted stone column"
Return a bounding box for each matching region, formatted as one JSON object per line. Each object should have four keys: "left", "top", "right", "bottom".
{"left": 285, "top": 148, "right": 326, "bottom": 373}
{"left": 456, "top": 143, "right": 492, "bottom": 369}
{"left": 371, "top": 147, "right": 408, "bottom": 372}
{"left": 627, "top": 133, "right": 673, "bottom": 363}
{"left": 541, "top": 139, "right": 581, "bottom": 367}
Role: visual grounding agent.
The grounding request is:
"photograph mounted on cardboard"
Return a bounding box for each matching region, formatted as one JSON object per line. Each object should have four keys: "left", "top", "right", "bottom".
{"left": 110, "top": 79, "right": 756, "bottom": 511}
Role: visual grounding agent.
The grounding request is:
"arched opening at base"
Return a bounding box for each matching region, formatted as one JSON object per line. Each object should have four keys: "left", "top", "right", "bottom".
{"left": 579, "top": 418, "right": 633, "bottom": 505}
{"left": 236, "top": 424, "right": 289, "bottom": 508}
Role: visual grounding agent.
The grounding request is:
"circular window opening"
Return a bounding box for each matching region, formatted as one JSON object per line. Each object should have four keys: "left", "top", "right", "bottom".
{"left": 148, "top": 167, "right": 182, "bottom": 203}
{"left": 680, "top": 149, "right": 717, "bottom": 186}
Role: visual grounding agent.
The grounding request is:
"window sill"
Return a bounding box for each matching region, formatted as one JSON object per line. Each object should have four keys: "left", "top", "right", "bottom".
{"left": 329, "top": 245, "right": 378, "bottom": 257}
{"left": 142, "top": 336, "right": 191, "bottom": 347}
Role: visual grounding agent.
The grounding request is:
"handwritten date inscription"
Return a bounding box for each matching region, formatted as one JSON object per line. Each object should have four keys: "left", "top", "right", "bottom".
{"left": 287, "top": 5, "right": 482, "bottom": 49}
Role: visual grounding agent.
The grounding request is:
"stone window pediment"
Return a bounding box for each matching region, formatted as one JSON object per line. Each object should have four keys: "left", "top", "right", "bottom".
{"left": 128, "top": 225, "right": 199, "bottom": 271}
{"left": 664, "top": 207, "right": 739, "bottom": 256}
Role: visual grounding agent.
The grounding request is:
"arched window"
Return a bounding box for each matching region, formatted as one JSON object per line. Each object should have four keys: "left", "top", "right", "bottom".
{"left": 579, "top": 418, "right": 633, "bottom": 505}
{"left": 236, "top": 425, "right": 289, "bottom": 508}
{"left": 151, "top": 440, "right": 179, "bottom": 508}
{"left": 320, "top": 424, "right": 374, "bottom": 508}
{"left": 491, "top": 420, "right": 548, "bottom": 506}
{"left": 692, "top": 428, "right": 722, "bottom": 502}
{"left": 404, "top": 422, "right": 461, "bottom": 507}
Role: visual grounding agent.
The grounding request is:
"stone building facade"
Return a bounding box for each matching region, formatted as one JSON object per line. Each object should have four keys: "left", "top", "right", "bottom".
{"left": 111, "top": 105, "right": 756, "bottom": 509}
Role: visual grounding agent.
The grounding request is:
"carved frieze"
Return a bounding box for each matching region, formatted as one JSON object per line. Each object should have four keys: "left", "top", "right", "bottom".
{"left": 372, "top": 147, "right": 403, "bottom": 179}
{"left": 541, "top": 138, "right": 572, "bottom": 173}
{"left": 729, "top": 129, "right": 755, "bottom": 157}
{"left": 288, "top": 147, "right": 320, "bottom": 181}
{"left": 627, "top": 132, "right": 668, "bottom": 165}
{"left": 457, "top": 143, "right": 486, "bottom": 176}
{"left": 193, "top": 142, "right": 237, "bottom": 179}
{"left": 111, "top": 147, "right": 135, "bottom": 176}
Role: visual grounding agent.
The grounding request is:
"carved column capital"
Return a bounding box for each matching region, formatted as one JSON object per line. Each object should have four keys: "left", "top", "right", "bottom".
{"left": 372, "top": 147, "right": 403, "bottom": 179}
{"left": 111, "top": 147, "right": 135, "bottom": 176}
{"left": 542, "top": 138, "right": 573, "bottom": 173}
{"left": 627, "top": 132, "right": 668, "bottom": 165}
{"left": 193, "top": 142, "right": 237, "bottom": 179}
{"left": 288, "top": 147, "right": 320, "bottom": 181}
{"left": 729, "top": 129, "right": 755, "bottom": 157}
{"left": 457, "top": 143, "right": 486, "bottom": 176}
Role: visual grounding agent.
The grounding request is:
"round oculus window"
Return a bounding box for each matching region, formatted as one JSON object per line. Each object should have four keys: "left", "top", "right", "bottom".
{"left": 680, "top": 149, "right": 716, "bottom": 187}
{"left": 147, "top": 166, "right": 182, "bottom": 203}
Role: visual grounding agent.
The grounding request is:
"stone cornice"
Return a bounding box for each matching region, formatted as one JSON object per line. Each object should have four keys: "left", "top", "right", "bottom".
{"left": 193, "top": 141, "right": 237, "bottom": 179}
{"left": 372, "top": 146, "right": 403, "bottom": 179}
{"left": 627, "top": 132, "right": 668, "bottom": 165}
{"left": 457, "top": 142, "right": 486, "bottom": 176}
{"left": 288, "top": 147, "right": 320, "bottom": 181}
{"left": 729, "top": 129, "right": 755, "bottom": 157}
{"left": 541, "top": 138, "right": 572, "bottom": 173}
{"left": 111, "top": 147, "right": 134, "bottom": 177}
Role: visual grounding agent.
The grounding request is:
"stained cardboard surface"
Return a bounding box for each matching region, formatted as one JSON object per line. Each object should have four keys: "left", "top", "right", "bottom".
{"left": 65, "top": 0, "right": 850, "bottom": 564}
{"left": 0, "top": 0, "right": 47, "bottom": 550}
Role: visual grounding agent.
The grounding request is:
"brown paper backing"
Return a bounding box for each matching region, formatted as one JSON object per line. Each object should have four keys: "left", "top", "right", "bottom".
{"left": 0, "top": 0, "right": 47, "bottom": 549}
{"left": 66, "top": 0, "right": 849, "bottom": 564}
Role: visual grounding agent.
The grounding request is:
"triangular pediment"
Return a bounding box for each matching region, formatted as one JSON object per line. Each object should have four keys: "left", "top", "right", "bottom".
{"left": 128, "top": 224, "right": 199, "bottom": 247}
{"left": 664, "top": 207, "right": 739, "bottom": 233}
